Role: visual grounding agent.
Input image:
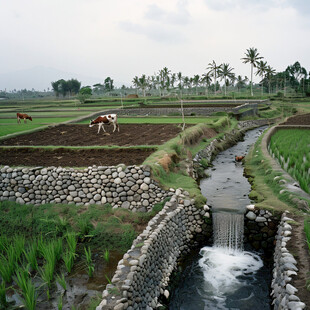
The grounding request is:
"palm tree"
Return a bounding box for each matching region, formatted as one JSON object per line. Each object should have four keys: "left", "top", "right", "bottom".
{"left": 202, "top": 72, "right": 212, "bottom": 96}
{"left": 218, "top": 63, "right": 235, "bottom": 96}
{"left": 255, "top": 60, "right": 267, "bottom": 95}
{"left": 235, "top": 75, "right": 248, "bottom": 93}
{"left": 241, "top": 47, "right": 264, "bottom": 96}
{"left": 207, "top": 60, "right": 222, "bottom": 95}
{"left": 265, "top": 65, "right": 276, "bottom": 94}
{"left": 132, "top": 76, "right": 140, "bottom": 95}
{"left": 177, "top": 72, "right": 183, "bottom": 98}
{"left": 193, "top": 75, "right": 200, "bottom": 95}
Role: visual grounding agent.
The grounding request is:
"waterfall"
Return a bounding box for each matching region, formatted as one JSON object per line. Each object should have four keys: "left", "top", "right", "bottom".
{"left": 212, "top": 212, "right": 244, "bottom": 251}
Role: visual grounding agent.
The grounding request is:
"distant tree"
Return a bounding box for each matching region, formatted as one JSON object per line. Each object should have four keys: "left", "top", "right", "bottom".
{"left": 265, "top": 65, "right": 276, "bottom": 94}
{"left": 51, "top": 80, "right": 60, "bottom": 97}
{"left": 78, "top": 86, "right": 92, "bottom": 103}
{"left": 201, "top": 72, "right": 212, "bottom": 96}
{"left": 207, "top": 60, "right": 222, "bottom": 95}
{"left": 104, "top": 77, "right": 114, "bottom": 92}
{"left": 67, "top": 79, "right": 81, "bottom": 96}
{"left": 255, "top": 60, "right": 267, "bottom": 95}
{"left": 235, "top": 75, "right": 248, "bottom": 93}
{"left": 218, "top": 63, "right": 235, "bottom": 96}
{"left": 241, "top": 47, "right": 264, "bottom": 96}
{"left": 193, "top": 75, "right": 200, "bottom": 95}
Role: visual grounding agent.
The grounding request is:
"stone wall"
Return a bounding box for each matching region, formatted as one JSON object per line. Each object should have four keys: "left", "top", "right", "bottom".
{"left": 96, "top": 189, "right": 211, "bottom": 310}
{"left": 244, "top": 204, "right": 280, "bottom": 256}
{"left": 0, "top": 165, "right": 170, "bottom": 212}
{"left": 271, "top": 213, "right": 306, "bottom": 309}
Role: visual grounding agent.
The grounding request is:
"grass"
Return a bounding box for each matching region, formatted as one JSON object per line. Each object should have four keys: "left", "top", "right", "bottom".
{"left": 269, "top": 129, "right": 310, "bottom": 193}
{"left": 0, "top": 281, "right": 8, "bottom": 308}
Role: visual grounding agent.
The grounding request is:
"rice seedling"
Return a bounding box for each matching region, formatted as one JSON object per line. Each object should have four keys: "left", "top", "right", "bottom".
{"left": 0, "top": 246, "right": 18, "bottom": 283}
{"left": 13, "top": 235, "right": 26, "bottom": 263}
{"left": 84, "top": 247, "right": 95, "bottom": 277}
{"left": 23, "top": 242, "right": 38, "bottom": 271}
{"left": 39, "top": 261, "right": 54, "bottom": 299}
{"left": 62, "top": 249, "right": 75, "bottom": 273}
{"left": 58, "top": 293, "right": 63, "bottom": 310}
{"left": 56, "top": 273, "right": 67, "bottom": 291}
{"left": 0, "top": 280, "right": 8, "bottom": 308}
{"left": 0, "top": 236, "right": 8, "bottom": 254}
{"left": 269, "top": 129, "right": 310, "bottom": 193}
{"left": 14, "top": 267, "right": 37, "bottom": 310}
{"left": 103, "top": 249, "right": 110, "bottom": 263}
{"left": 66, "top": 233, "right": 77, "bottom": 254}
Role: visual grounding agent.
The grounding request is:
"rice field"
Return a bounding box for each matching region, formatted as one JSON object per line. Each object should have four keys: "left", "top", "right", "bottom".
{"left": 269, "top": 129, "right": 310, "bottom": 193}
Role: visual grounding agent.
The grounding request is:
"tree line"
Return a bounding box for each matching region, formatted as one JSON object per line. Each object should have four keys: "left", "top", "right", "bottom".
{"left": 132, "top": 47, "right": 310, "bottom": 97}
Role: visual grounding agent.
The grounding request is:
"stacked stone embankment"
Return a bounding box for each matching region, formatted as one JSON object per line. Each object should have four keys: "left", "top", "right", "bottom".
{"left": 96, "top": 189, "right": 211, "bottom": 310}
{"left": 271, "top": 213, "right": 306, "bottom": 309}
{"left": 244, "top": 204, "right": 279, "bottom": 253}
{"left": 0, "top": 165, "right": 170, "bottom": 212}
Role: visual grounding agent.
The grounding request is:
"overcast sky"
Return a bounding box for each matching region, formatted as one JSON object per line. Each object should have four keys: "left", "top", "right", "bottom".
{"left": 1, "top": 0, "right": 310, "bottom": 89}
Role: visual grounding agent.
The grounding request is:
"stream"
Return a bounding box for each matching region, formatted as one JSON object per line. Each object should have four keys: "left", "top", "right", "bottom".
{"left": 169, "top": 126, "right": 272, "bottom": 310}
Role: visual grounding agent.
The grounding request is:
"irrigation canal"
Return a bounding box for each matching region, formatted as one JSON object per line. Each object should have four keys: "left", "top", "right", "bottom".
{"left": 169, "top": 126, "right": 272, "bottom": 309}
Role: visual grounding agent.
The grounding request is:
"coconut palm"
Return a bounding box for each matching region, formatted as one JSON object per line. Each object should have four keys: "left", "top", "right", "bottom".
{"left": 241, "top": 47, "right": 264, "bottom": 96}
{"left": 255, "top": 60, "right": 267, "bottom": 95}
{"left": 193, "top": 75, "right": 200, "bottom": 95}
{"left": 235, "top": 75, "right": 248, "bottom": 93}
{"left": 177, "top": 72, "right": 184, "bottom": 97}
{"left": 207, "top": 60, "right": 222, "bottom": 95}
{"left": 132, "top": 76, "right": 140, "bottom": 95}
{"left": 265, "top": 65, "right": 276, "bottom": 94}
{"left": 202, "top": 72, "right": 212, "bottom": 96}
{"left": 218, "top": 63, "right": 235, "bottom": 96}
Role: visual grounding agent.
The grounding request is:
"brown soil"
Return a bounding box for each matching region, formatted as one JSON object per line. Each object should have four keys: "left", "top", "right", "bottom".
{"left": 280, "top": 113, "right": 310, "bottom": 125}
{"left": 0, "top": 147, "right": 156, "bottom": 167}
{"left": 0, "top": 124, "right": 183, "bottom": 147}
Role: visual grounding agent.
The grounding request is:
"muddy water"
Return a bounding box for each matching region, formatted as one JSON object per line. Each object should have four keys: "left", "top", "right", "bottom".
{"left": 169, "top": 126, "right": 272, "bottom": 310}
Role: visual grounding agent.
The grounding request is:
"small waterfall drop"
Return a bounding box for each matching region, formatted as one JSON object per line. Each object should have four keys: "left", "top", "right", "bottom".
{"left": 212, "top": 212, "right": 244, "bottom": 251}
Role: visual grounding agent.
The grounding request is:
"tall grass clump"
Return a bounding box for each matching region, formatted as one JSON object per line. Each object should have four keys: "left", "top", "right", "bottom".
{"left": 269, "top": 129, "right": 310, "bottom": 193}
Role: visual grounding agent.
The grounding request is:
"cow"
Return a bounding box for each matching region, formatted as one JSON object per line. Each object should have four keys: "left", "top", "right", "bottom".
{"left": 17, "top": 113, "right": 32, "bottom": 124}
{"left": 89, "top": 114, "right": 119, "bottom": 134}
{"left": 235, "top": 155, "right": 245, "bottom": 162}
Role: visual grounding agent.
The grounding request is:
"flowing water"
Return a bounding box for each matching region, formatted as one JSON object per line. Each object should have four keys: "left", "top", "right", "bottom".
{"left": 169, "top": 126, "right": 272, "bottom": 309}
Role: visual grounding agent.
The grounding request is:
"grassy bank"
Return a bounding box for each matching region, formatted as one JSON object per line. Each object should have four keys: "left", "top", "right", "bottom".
{"left": 143, "top": 116, "right": 237, "bottom": 207}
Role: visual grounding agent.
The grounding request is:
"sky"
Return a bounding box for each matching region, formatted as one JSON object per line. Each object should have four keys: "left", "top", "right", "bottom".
{"left": 1, "top": 0, "right": 310, "bottom": 90}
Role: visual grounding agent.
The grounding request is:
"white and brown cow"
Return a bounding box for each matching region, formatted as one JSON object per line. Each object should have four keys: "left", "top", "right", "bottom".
{"left": 89, "top": 114, "right": 119, "bottom": 133}
{"left": 17, "top": 113, "right": 32, "bottom": 123}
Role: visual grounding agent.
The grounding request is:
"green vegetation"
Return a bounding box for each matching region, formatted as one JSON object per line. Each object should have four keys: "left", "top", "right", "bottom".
{"left": 269, "top": 129, "right": 310, "bottom": 193}
{"left": 244, "top": 131, "right": 308, "bottom": 214}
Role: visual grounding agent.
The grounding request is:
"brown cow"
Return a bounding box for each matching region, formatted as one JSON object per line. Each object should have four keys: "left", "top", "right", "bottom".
{"left": 235, "top": 155, "right": 245, "bottom": 162}
{"left": 17, "top": 113, "right": 32, "bottom": 124}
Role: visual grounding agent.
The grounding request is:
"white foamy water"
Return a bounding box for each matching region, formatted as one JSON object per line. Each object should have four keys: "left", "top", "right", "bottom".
{"left": 198, "top": 246, "right": 263, "bottom": 307}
